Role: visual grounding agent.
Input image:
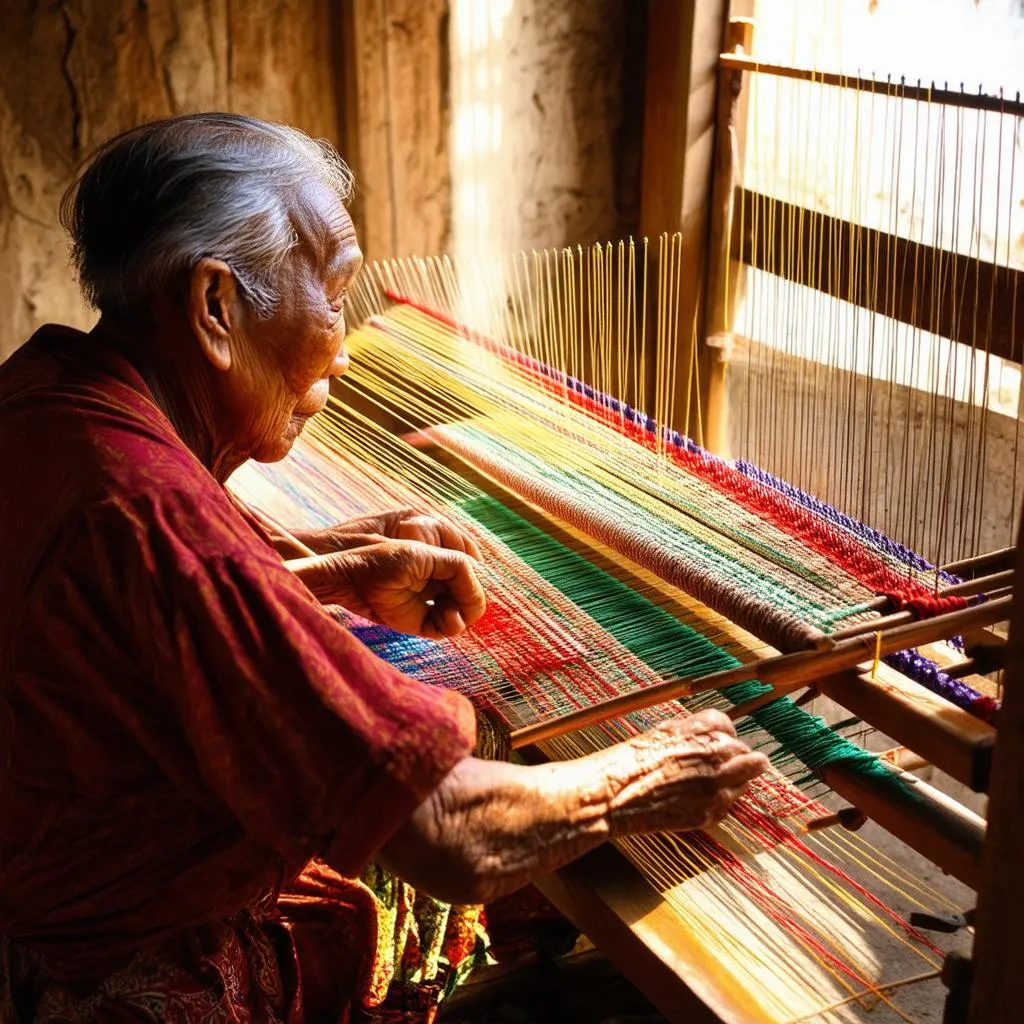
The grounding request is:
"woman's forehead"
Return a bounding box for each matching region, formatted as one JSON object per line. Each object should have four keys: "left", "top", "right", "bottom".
{"left": 292, "top": 180, "right": 360, "bottom": 275}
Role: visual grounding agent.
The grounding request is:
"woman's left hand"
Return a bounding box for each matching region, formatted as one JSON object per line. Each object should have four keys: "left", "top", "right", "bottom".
{"left": 306, "top": 508, "right": 483, "bottom": 560}
{"left": 287, "top": 539, "right": 487, "bottom": 638}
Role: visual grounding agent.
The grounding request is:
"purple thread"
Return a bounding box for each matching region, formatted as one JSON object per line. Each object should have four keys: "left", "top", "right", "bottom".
{"left": 505, "top": 350, "right": 995, "bottom": 718}
{"left": 883, "top": 650, "right": 999, "bottom": 724}
{"left": 533, "top": 350, "right": 956, "bottom": 586}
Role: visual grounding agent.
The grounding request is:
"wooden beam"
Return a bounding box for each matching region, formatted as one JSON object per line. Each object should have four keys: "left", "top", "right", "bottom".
{"left": 719, "top": 55, "right": 1024, "bottom": 120}
{"left": 968, "top": 529, "right": 1024, "bottom": 1020}
{"left": 734, "top": 188, "right": 1024, "bottom": 365}
{"left": 817, "top": 662, "right": 995, "bottom": 792}
{"left": 818, "top": 762, "right": 984, "bottom": 890}
{"left": 702, "top": 17, "right": 754, "bottom": 458}
{"left": 638, "top": 0, "right": 730, "bottom": 442}
{"left": 537, "top": 844, "right": 769, "bottom": 1024}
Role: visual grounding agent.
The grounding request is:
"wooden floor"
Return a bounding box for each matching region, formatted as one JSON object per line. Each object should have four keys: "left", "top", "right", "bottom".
{"left": 440, "top": 948, "right": 668, "bottom": 1024}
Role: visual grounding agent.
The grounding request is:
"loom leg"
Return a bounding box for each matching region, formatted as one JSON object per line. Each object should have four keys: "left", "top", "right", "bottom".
{"left": 967, "top": 522, "right": 1024, "bottom": 1022}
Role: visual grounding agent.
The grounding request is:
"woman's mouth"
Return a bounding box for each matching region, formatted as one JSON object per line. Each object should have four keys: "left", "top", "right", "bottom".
{"left": 294, "top": 380, "right": 331, "bottom": 420}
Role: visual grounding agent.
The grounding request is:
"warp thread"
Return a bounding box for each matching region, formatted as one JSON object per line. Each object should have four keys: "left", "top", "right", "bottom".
{"left": 378, "top": 298, "right": 996, "bottom": 721}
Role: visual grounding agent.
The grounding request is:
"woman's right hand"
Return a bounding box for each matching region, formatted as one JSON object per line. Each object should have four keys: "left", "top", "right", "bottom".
{"left": 596, "top": 709, "right": 769, "bottom": 835}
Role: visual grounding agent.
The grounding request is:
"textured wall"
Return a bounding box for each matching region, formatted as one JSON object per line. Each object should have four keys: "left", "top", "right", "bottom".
{"left": 0, "top": 0, "right": 647, "bottom": 360}
{"left": 341, "top": 0, "right": 452, "bottom": 260}
{"left": 0, "top": 0, "right": 341, "bottom": 360}
{"left": 450, "top": 0, "right": 645, "bottom": 260}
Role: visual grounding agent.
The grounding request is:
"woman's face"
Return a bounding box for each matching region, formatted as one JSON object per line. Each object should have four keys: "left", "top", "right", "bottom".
{"left": 221, "top": 185, "right": 363, "bottom": 465}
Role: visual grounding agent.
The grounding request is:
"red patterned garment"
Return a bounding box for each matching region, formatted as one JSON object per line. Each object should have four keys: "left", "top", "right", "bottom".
{"left": 0, "top": 327, "right": 477, "bottom": 1023}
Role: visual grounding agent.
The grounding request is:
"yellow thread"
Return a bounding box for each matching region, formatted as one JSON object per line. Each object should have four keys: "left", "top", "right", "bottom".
{"left": 871, "top": 630, "right": 883, "bottom": 679}
{"left": 287, "top": 240, "right": 957, "bottom": 1018}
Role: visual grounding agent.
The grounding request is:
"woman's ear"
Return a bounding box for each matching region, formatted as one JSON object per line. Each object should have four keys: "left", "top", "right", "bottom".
{"left": 187, "top": 258, "right": 241, "bottom": 371}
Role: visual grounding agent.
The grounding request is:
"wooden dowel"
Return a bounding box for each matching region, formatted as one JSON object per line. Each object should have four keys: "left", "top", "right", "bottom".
{"left": 942, "top": 658, "right": 979, "bottom": 680}
{"left": 276, "top": 526, "right": 317, "bottom": 559}
{"left": 830, "top": 588, "right": 1011, "bottom": 646}
{"left": 817, "top": 762, "right": 985, "bottom": 889}
{"left": 820, "top": 571, "right": 1014, "bottom": 646}
{"left": 819, "top": 664, "right": 995, "bottom": 792}
{"left": 717, "top": 53, "right": 1024, "bottom": 119}
{"left": 246, "top": 505, "right": 319, "bottom": 558}
{"left": 963, "top": 642, "right": 1008, "bottom": 676}
{"left": 804, "top": 806, "right": 867, "bottom": 833}
{"left": 729, "top": 683, "right": 819, "bottom": 722}
{"left": 400, "top": 428, "right": 440, "bottom": 451}
{"left": 943, "top": 546, "right": 1017, "bottom": 578}
{"left": 509, "top": 596, "right": 1012, "bottom": 749}
{"left": 726, "top": 688, "right": 787, "bottom": 721}
{"left": 862, "top": 594, "right": 893, "bottom": 613}
{"left": 728, "top": 650, "right": 997, "bottom": 790}
{"left": 823, "top": 609, "right": 915, "bottom": 643}
{"left": 942, "top": 570, "right": 1014, "bottom": 598}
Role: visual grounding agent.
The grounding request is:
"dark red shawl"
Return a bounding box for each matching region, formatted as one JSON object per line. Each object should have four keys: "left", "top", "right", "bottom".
{"left": 0, "top": 327, "right": 476, "bottom": 1022}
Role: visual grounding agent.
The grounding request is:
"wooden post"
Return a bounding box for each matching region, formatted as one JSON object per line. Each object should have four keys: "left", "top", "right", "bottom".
{"left": 338, "top": 0, "right": 452, "bottom": 260}
{"left": 638, "top": 0, "right": 730, "bottom": 444}
{"left": 967, "top": 525, "right": 1024, "bottom": 1020}
{"left": 701, "top": 16, "right": 754, "bottom": 457}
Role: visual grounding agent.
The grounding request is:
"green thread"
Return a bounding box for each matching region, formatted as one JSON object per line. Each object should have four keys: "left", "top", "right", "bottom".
{"left": 452, "top": 424, "right": 845, "bottom": 631}
{"left": 820, "top": 601, "right": 877, "bottom": 628}
{"left": 460, "top": 493, "right": 910, "bottom": 793}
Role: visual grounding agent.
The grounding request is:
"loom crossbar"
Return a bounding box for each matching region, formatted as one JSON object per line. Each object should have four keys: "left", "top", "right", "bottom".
{"left": 816, "top": 663, "right": 995, "bottom": 792}
{"left": 510, "top": 597, "right": 1010, "bottom": 749}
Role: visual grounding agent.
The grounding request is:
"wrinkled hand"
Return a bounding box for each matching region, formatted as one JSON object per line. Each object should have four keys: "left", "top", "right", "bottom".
{"left": 309, "top": 508, "right": 483, "bottom": 560}
{"left": 599, "top": 709, "right": 769, "bottom": 834}
{"left": 288, "top": 539, "right": 487, "bottom": 638}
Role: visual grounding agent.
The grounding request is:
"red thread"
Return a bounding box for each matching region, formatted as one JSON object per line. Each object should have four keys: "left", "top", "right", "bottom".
{"left": 732, "top": 800, "right": 944, "bottom": 956}
{"left": 381, "top": 294, "right": 966, "bottom": 622}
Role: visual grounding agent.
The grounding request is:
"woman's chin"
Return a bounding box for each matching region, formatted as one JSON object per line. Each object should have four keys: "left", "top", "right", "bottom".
{"left": 252, "top": 418, "right": 307, "bottom": 464}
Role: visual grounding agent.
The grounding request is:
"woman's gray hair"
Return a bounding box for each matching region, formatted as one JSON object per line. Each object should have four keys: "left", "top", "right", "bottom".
{"left": 60, "top": 113, "right": 354, "bottom": 325}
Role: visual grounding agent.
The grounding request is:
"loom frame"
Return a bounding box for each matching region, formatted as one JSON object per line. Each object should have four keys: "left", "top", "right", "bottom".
{"left": 422, "top": 448, "right": 988, "bottom": 1019}
{"left": 694, "top": 9, "right": 1021, "bottom": 1022}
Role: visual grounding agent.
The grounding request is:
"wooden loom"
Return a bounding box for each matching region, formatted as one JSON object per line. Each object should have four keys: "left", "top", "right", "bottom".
{"left": 232, "top": 288, "right": 1011, "bottom": 1023}
{"left": 235, "top": 13, "right": 1023, "bottom": 1024}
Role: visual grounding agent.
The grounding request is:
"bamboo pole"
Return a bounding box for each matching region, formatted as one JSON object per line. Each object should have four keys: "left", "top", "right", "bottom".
{"left": 824, "top": 576, "right": 1014, "bottom": 644}
{"left": 942, "top": 546, "right": 1016, "bottom": 577}
{"left": 717, "top": 54, "right": 1024, "bottom": 118}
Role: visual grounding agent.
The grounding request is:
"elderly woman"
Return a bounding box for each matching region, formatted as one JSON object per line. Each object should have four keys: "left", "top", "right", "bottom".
{"left": 0, "top": 114, "right": 768, "bottom": 1023}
